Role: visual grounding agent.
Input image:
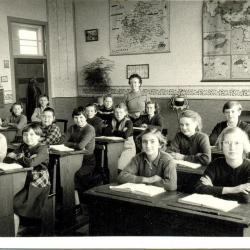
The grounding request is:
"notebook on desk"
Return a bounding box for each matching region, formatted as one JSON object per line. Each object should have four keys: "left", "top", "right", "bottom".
{"left": 50, "top": 144, "right": 74, "bottom": 152}
{"left": 95, "top": 136, "right": 124, "bottom": 141}
{"left": 133, "top": 127, "right": 146, "bottom": 131}
{"left": 178, "top": 193, "right": 239, "bottom": 212}
{"left": 0, "top": 163, "right": 23, "bottom": 172}
{"left": 174, "top": 160, "right": 201, "bottom": 169}
{"left": 110, "top": 183, "right": 165, "bottom": 197}
{"left": 0, "top": 126, "right": 9, "bottom": 130}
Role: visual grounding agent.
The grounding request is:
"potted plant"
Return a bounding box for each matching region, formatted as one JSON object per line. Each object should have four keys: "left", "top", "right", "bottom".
{"left": 81, "top": 56, "right": 114, "bottom": 91}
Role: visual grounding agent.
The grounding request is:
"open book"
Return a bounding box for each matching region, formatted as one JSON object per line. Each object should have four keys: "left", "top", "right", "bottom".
{"left": 133, "top": 127, "right": 146, "bottom": 131}
{"left": 95, "top": 136, "right": 124, "bottom": 141}
{"left": 50, "top": 144, "right": 74, "bottom": 152}
{"left": 174, "top": 160, "right": 201, "bottom": 169}
{"left": 0, "top": 163, "right": 23, "bottom": 171}
{"left": 110, "top": 183, "right": 165, "bottom": 197}
{"left": 178, "top": 193, "right": 239, "bottom": 212}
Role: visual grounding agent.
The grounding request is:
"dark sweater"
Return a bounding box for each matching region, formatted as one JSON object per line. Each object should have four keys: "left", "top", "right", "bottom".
{"left": 97, "top": 106, "right": 114, "bottom": 125}
{"left": 209, "top": 120, "right": 250, "bottom": 146}
{"left": 87, "top": 116, "right": 104, "bottom": 136}
{"left": 140, "top": 114, "right": 163, "bottom": 129}
{"left": 65, "top": 124, "right": 95, "bottom": 154}
{"left": 195, "top": 157, "right": 250, "bottom": 203}
{"left": 103, "top": 117, "right": 133, "bottom": 139}
{"left": 118, "top": 151, "right": 177, "bottom": 191}
{"left": 170, "top": 132, "right": 211, "bottom": 165}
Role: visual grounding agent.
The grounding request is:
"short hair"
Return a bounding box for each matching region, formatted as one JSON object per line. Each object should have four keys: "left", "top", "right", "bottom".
{"left": 43, "top": 107, "right": 55, "bottom": 116}
{"left": 217, "top": 127, "right": 250, "bottom": 154}
{"left": 85, "top": 103, "right": 97, "bottom": 112}
{"left": 222, "top": 101, "right": 242, "bottom": 113}
{"left": 146, "top": 101, "right": 160, "bottom": 114}
{"left": 128, "top": 74, "right": 142, "bottom": 86}
{"left": 10, "top": 102, "right": 24, "bottom": 114}
{"left": 38, "top": 95, "right": 50, "bottom": 107}
{"left": 136, "top": 127, "right": 167, "bottom": 150}
{"left": 22, "top": 123, "right": 43, "bottom": 137}
{"left": 179, "top": 109, "right": 202, "bottom": 131}
{"left": 103, "top": 94, "right": 113, "bottom": 101}
{"left": 115, "top": 103, "right": 128, "bottom": 113}
{"left": 72, "top": 106, "right": 85, "bottom": 118}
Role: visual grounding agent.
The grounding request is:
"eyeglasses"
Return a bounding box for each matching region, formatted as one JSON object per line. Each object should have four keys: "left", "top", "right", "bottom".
{"left": 223, "top": 141, "right": 242, "bottom": 146}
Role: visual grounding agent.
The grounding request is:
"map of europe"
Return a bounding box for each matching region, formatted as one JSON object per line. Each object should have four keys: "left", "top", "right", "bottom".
{"left": 203, "top": 0, "right": 250, "bottom": 80}
{"left": 110, "top": 0, "right": 170, "bottom": 55}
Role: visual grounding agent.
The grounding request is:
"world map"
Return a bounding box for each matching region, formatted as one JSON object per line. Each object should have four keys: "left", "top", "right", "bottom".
{"left": 109, "top": 0, "right": 170, "bottom": 55}
{"left": 203, "top": 0, "right": 250, "bottom": 80}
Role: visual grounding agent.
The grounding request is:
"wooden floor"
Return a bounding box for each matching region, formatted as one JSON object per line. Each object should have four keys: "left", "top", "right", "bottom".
{"left": 17, "top": 207, "right": 89, "bottom": 237}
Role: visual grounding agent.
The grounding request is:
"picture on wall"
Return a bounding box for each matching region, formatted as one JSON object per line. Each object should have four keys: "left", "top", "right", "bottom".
{"left": 109, "top": 0, "right": 170, "bottom": 55}
{"left": 85, "top": 29, "right": 98, "bottom": 42}
{"left": 126, "top": 64, "right": 149, "bottom": 79}
{"left": 202, "top": 0, "right": 250, "bottom": 81}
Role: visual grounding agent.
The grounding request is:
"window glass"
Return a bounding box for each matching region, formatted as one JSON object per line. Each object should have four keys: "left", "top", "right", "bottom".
{"left": 11, "top": 23, "right": 44, "bottom": 56}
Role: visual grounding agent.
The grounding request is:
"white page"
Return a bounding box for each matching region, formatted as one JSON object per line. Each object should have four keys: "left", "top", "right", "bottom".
{"left": 174, "top": 159, "right": 201, "bottom": 169}
{"left": 179, "top": 193, "right": 239, "bottom": 212}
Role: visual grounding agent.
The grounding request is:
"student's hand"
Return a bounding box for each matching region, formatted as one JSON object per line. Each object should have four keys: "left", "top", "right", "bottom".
{"left": 235, "top": 183, "right": 250, "bottom": 194}
{"left": 223, "top": 183, "right": 250, "bottom": 195}
{"left": 7, "top": 152, "right": 17, "bottom": 159}
{"left": 30, "top": 154, "right": 37, "bottom": 159}
{"left": 8, "top": 123, "right": 15, "bottom": 127}
{"left": 143, "top": 175, "right": 162, "bottom": 184}
{"left": 16, "top": 153, "right": 24, "bottom": 159}
{"left": 141, "top": 124, "right": 148, "bottom": 128}
{"left": 200, "top": 175, "right": 213, "bottom": 186}
{"left": 170, "top": 152, "right": 185, "bottom": 160}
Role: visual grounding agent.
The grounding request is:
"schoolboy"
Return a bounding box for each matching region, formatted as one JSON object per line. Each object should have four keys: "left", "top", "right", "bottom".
{"left": 97, "top": 94, "right": 114, "bottom": 125}
{"left": 209, "top": 101, "right": 250, "bottom": 146}
{"left": 41, "top": 107, "right": 63, "bottom": 145}
{"left": 85, "top": 103, "right": 104, "bottom": 136}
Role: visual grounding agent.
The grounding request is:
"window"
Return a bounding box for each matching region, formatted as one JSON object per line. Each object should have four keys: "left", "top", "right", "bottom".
{"left": 11, "top": 23, "right": 45, "bottom": 56}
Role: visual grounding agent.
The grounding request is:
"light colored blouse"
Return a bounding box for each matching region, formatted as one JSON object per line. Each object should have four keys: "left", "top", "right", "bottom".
{"left": 0, "top": 133, "right": 7, "bottom": 162}
{"left": 123, "top": 91, "right": 150, "bottom": 114}
{"left": 31, "top": 107, "right": 48, "bottom": 122}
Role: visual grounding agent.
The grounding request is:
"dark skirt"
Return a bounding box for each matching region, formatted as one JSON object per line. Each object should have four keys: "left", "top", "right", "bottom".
{"left": 74, "top": 153, "right": 96, "bottom": 194}
{"left": 14, "top": 183, "right": 50, "bottom": 219}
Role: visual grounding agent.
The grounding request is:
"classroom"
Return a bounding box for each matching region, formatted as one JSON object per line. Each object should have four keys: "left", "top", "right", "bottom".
{"left": 1, "top": 0, "right": 250, "bottom": 239}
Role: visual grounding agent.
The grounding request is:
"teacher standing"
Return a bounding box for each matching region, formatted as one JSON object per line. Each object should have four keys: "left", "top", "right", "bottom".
{"left": 123, "top": 74, "right": 150, "bottom": 119}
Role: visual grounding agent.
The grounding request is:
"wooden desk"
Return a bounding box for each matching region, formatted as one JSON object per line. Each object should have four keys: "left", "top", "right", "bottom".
{"left": 0, "top": 127, "right": 17, "bottom": 144}
{"left": 84, "top": 184, "right": 250, "bottom": 236}
{"left": 95, "top": 137, "right": 125, "bottom": 182}
{"left": 176, "top": 164, "right": 207, "bottom": 193}
{"left": 49, "top": 149, "right": 86, "bottom": 230}
{"left": 211, "top": 146, "right": 223, "bottom": 160}
{"left": 0, "top": 167, "right": 32, "bottom": 236}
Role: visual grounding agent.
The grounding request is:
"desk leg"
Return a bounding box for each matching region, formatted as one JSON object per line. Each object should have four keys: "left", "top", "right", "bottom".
{"left": 106, "top": 142, "right": 124, "bottom": 183}
{"left": 243, "top": 227, "right": 250, "bottom": 236}
{"left": 59, "top": 154, "right": 84, "bottom": 227}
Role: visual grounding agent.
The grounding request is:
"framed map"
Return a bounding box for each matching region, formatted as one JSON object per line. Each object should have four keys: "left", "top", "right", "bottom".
{"left": 109, "top": 0, "right": 170, "bottom": 55}
{"left": 202, "top": 0, "right": 250, "bottom": 81}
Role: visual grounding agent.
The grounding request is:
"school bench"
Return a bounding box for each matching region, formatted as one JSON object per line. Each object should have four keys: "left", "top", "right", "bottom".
{"left": 83, "top": 184, "right": 250, "bottom": 236}
{"left": 0, "top": 127, "right": 17, "bottom": 144}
